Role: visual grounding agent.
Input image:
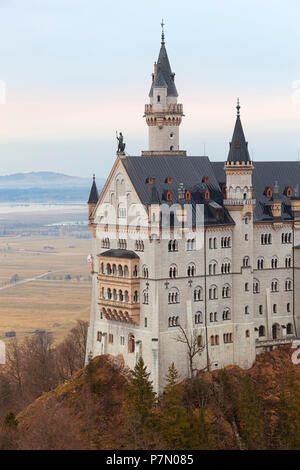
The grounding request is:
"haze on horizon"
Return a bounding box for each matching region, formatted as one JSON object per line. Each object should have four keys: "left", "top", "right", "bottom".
{"left": 0, "top": 0, "right": 300, "bottom": 178}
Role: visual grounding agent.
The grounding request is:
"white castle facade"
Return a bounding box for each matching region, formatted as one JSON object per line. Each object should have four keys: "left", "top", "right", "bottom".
{"left": 85, "top": 29, "right": 300, "bottom": 392}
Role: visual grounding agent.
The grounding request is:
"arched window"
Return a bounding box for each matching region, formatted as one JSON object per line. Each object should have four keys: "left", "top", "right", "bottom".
{"left": 257, "top": 257, "right": 264, "bottom": 270}
{"left": 245, "top": 282, "right": 249, "bottom": 292}
{"left": 157, "top": 95, "right": 160, "bottom": 103}
{"left": 209, "top": 260, "right": 217, "bottom": 275}
{"left": 186, "top": 238, "right": 196, "bottom": 251}
{"left": 128, "top": 334, "right": 135, "bottom": 353}
{"left": 169, "top": 264, "right": 177, "bottom": 278}
{"left": 187, "top": 263, "right": 196, "bottom": 277}
{"left": 272, "top": 323, "right": 280, "bottom": 340}
{"left": 285, "top": 279, "right": 292, "bottom": 291}
{"left": 287, "top": 323, "right": 293, "bottom": 335}
{"left": 194, "top": 286, "right": 203, "bottom": 302}
{"left": 143, "top": 290, "right": 149, "bottom": 305}
{"left": 245, "top": 330, "right": 250, "bottom": 338}
{"left": 168, "top": 239, "right": 178, "bottom": 252}
{"left": 259, "top": 325, "right": 265, "bottom": 337}
{"left": 285, "top": 256, "right": 292, "bottom": 268}
{"left": 168, "top": 287, "right": 180, "bottom": 304}
{"left": 271, "top": 256, "right": 278, "bottom": 269}
{"left": 197, "top": 335, "right": 203, "bottom": 347}
{"left": 271, "top": 279, "right": 279, "bottom": 292}
{"left": 185, "top": 190, "right": 191, "bottom": 201}
{"left": 209, "top": 285, "right": 218, "bottom": 300}
{"left": 243, "top": 256, "right": 250, "bottom": 268}
{"left": 244, "top": 305, "right": 249, "bottom": 315}
{"left": 221, "top": 259, "right": 231, "bottom": 274}
{"left": 142, "top": 265, "right": 149, "bottom": 278}
{"left": 222, "top": 284, "right": 231, "bottom": 298}
{"left": 195, "top": 312, "right": 203, "bottom": 324}
{"left": 253, "top": 279, "right": 260, "bottom": 294}
{"left": 168, "top": 316, "right": 179, "bottom": 327}
{"left": 223, "top": 308, "right": 231, "bottom": 321}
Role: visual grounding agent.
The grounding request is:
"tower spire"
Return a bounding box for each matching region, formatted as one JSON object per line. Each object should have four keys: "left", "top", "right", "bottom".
{"left": 161, "top": 19, "right": 165, "bottom": 44}
{"left": 236, "top": 97, "right": 240, "bottom": 117}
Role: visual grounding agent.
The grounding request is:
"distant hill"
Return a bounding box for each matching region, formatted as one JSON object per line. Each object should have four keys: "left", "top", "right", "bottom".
{"left": 0, "top": 172, "right": 104, "bottom": 203}
{"left": 0, "top": 172, "right": 105, "bottom": 189}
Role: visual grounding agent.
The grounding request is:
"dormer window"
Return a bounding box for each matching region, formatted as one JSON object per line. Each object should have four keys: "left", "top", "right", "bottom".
{"left": 166, "top": 191, "right": 172, "bottom": 201}
{"left": 146, "top": 177, "right": 154, "bottom": 184}
{"left": 165, "top": 177, "right": 173, "bottom": 184}
{"left": 286, "top": 187, "right": 292, "bottom": 197}
{"left": 235, "top": 141, "right": 241, "bottom": 149}
{"left": 185, "top": 190, "right": 191, "bottom": 201}
{"left": 203, "top": 176, "right": 210, "bottom": 184}
{"left": 266, "top": 187, "right": 272, "bottom": 199}
{"left": 205, "top": 189, "right": 210, "bottom": 200}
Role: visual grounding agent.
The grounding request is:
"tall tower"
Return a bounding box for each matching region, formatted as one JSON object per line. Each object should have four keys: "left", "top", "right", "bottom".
{"left": 142, "top": 22, "right": 185, "bottom": 156}
{"left": 223, "top": 100, "right": 256, "bottom": 369}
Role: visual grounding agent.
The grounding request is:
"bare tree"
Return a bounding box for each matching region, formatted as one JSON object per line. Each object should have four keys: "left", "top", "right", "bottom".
{"left": 5, "top": 338, "right": 24, "bottom": 396}
{"left": 175, "top": 325, "right": 205, "bottom": 380}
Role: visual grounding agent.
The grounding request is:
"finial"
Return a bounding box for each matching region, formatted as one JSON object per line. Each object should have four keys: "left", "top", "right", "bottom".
{"left": 274, "top": 180, "right": 279, "bottom": 196}
{"left": 295, "top": 184, "right": 299, "bottom": 199}
{"left": 93, "top": 174, "right": 95, "bottom": 181}
{"left": 236, "top": 97, "right": 240, "bottom": 117}
{"left": 161, "top": 19, "right": 165, "bottom": 44}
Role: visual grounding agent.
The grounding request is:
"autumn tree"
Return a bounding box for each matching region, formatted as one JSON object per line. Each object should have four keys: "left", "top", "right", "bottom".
{"left": 237, "top": 374, "right": 265, "bottom": 449}
{"left": 276, "top": 367, "right": 300, "bottom": 449}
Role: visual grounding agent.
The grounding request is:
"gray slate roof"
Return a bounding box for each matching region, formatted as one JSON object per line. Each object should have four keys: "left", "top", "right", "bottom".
{"left": 212, "top": 161, "right": 300, "bottom": 222}
{"left": 227, "top": 116, "right": 251, "bottom": 163}
{"left": 149, "top": 42, "right": 178, "bottom": 98}
{"left": 88, "top": 176, "right": 99, "bottom": 204}
{"left": 122, "top": 156, "right": 234, "bottom": 227}
{"left": 98, "top": 249, "right": 140, "bottom": 259}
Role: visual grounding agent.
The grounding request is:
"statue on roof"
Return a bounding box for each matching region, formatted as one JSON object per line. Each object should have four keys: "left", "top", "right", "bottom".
{"left": 116, "top": 131, "right": 126, "bottom": 155}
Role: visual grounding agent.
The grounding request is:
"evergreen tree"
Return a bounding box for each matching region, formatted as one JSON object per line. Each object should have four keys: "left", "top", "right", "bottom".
{"left": 192, "top": 408, "right": 215, "bottom": 450}
{"left": 121, "top": 357, "right": 157, "bottom": 449}
{"left": 160, "top": 364, "right": 192, "bottom": 449}
{"left": 277, "top": 367, "right": 300, "bottom": 449}
{"left": 237, "top": 374, "right": 264, "bottom": 449}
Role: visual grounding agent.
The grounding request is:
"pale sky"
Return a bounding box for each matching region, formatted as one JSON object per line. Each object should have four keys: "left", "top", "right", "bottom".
{"left": 0, "top": 0, "right": 300, "bottom": 177}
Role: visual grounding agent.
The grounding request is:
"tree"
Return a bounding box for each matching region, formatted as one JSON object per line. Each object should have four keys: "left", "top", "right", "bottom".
{"left": 276, "top": 367, "right": 300, "bottom": 449}
{"left": 218, "top": 368, "right": 238, "bottom": 423}
{"left": 160, "top": 363, "right": 193, "bottom": 449}
{"left": 237, "top": 375, "right": 264, "bottom": 449}
{"left": 121, "top": 357, "right": 157, "bottom": 449}
{"left": 175, "top": 325, "right": 205, "bottom": 379}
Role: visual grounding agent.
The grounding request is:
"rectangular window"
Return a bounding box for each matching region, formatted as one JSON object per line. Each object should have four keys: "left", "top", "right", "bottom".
{"left": 108, "top": 333, "right": 114, "bottom": 344}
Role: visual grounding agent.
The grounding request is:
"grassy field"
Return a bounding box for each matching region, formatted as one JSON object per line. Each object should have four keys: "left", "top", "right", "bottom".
{"left": 0, "top": 235, "right": 91, "bottom": 343}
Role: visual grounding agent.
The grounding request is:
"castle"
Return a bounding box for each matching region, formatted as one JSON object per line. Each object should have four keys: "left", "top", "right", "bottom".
{"left": 85, "top": 27, "right": 300, "bottom": 392}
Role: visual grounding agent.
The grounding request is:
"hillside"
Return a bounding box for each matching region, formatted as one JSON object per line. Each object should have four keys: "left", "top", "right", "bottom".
{"left": 0, "top": 172, "right": 95, "bottom": 188}
{"left": 0, "top": 172, "right": 104, "bottom": 202}
{"left": 3, "top": 345, "right": 300, "bottom": 450}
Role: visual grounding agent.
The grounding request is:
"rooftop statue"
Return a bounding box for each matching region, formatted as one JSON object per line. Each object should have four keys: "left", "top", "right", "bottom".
{"left": 116, "top": 131, "right": 126, "bottom": 155}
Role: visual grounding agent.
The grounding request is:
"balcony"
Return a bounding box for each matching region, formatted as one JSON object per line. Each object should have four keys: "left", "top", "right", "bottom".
{"left": 144, "top": 103, "right": 183, "bottom": 115}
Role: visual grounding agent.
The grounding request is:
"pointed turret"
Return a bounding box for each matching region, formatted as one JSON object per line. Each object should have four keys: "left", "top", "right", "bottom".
{"left": 143, "top": 21, "right": 185, "bottom": 156}
{"left": 227, "top": 99, "right": 251, "bottom": 163}
{"left": 149, "top": 23, "right": 178, "bottom": 98}
{"left": 88, "top": 174, "right": 99, "bottom": 219}
{"left": 224, "top": 100, "right": 255, "bottom": 216}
